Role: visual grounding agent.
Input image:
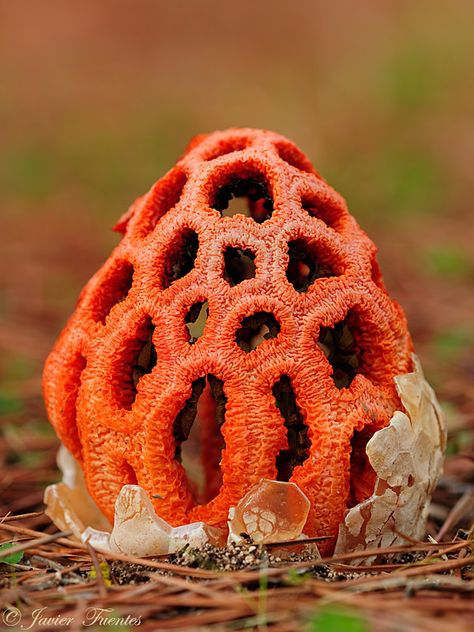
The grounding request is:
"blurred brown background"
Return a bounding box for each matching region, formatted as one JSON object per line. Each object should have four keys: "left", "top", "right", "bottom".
{"left": 0, "top": 1, "right": 473, "bottom": 459}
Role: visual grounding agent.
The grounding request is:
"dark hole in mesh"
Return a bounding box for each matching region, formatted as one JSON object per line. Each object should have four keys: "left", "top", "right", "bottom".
{"left": 274, "top": 142, "right": 313, "bottom": 173}
{"left": 318, "top": 318, "right": 360, "bottom": 389}
{"left": 212, "top": 176, "right": 273, "bottom": 223}
{"left": 286, "top": 239, "right": 335, "bottom": 292}
{"left": 93, "top": 260, "right": 134, "bottom": 324}
{"left": 122, "top": 461, "right": 138, "bottom": 485}
{"left": 173, "top": 375, "right": 227, "bottom": 504}
{"left": 162, "top": 229, "right": 199, "bottom": 289}
{"left": 272, "top": 375, "right": 310, "bottom": 481}
{"left": 302, "top": 195, "right": 338, "bottom": 228}
{"left": 348, "top": 426, "right": 377, "bottom": 507}
{"left": 185, "top": 300, "right": 208, "bottom": 343}
{"left": 173, "top": 378, "right": 206, "bottom": 447}
{"left": 223, "top": 247, "right": 256, "bottom": 285}
{"left": 131, "top": 319, "right": 157, "bottom": 399}
{"left": 236, "top": 312, "right": 280, "bottom": 352}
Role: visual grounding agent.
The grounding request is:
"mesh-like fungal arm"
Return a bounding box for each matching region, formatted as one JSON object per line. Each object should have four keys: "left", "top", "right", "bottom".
{"left": 43, "top": 128, "right": 413, "bottom": 554}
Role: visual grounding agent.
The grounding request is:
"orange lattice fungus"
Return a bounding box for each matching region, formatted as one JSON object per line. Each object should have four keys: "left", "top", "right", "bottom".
{"left": 43, "top": 128, "right": 414, "bottom": 555}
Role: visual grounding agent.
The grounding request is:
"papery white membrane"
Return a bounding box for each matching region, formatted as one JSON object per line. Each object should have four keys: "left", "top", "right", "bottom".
{"left": 44, "top": 455, "right": 223, "bottom": 556}
{"left": 334, "top": 355, "right": 446, "bottom": 563}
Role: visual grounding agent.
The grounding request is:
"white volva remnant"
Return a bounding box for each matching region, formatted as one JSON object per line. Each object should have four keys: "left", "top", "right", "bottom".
{"left": 334, "top": 354, "right": 446, "bottom": 562}
{"left": 44, "top": 445, "right": 112, "bottom": 540}
{"left": 108, "top": 485, "right": 223, "bottom": 556}
{"left": 44, "top": 449, "right": 223, "bottom": 555}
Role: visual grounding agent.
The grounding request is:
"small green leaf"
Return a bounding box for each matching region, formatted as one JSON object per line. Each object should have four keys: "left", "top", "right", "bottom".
{"left": 309, "top": 606, "right": 368, "bottom": 632}
{"left": 0, "top": 542, "right": 24, "bottom": 565}
{"left": 285, "top": 567, "right": 311, "bottom": 586}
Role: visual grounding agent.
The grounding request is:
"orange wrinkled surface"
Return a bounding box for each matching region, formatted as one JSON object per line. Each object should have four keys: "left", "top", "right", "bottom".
{"left": 43, "top": 128, "right": 413, "bottom": 554}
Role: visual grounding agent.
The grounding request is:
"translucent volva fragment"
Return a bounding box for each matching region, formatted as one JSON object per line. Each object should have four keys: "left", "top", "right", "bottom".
{"left": 108, "top": 485, "right": 224, "bottom": 557}
{"left": 44, "top": 448, "right": 224, "bottom": 556}
{"left": 228, "top": 479, "right": 310, "bottom": 544}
